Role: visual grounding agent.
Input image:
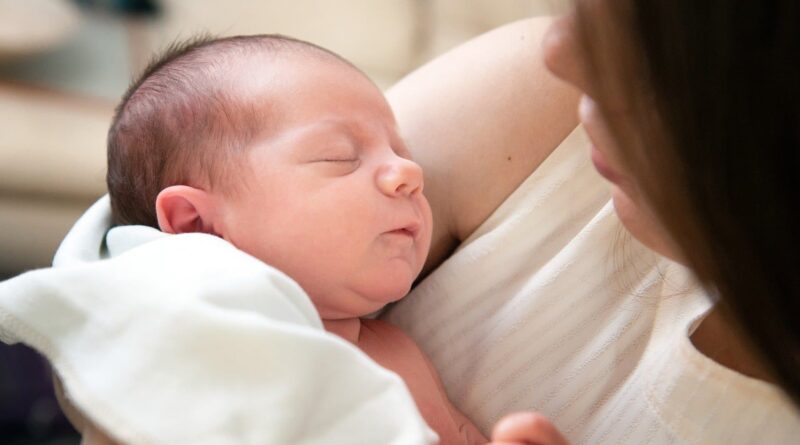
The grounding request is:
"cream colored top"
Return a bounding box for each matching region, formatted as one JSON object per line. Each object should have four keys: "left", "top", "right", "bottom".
{"left": 384, "top": 127, "right": 800, "bottom": 444}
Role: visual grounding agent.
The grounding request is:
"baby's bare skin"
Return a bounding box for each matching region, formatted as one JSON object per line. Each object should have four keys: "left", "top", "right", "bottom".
{"left": 356, "top": 319, "right": 487, "bottom": 445}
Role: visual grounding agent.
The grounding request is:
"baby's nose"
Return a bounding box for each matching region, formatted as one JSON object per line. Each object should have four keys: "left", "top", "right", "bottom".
{"left": 376, "top": 157, "right": 424, "bottom": 197}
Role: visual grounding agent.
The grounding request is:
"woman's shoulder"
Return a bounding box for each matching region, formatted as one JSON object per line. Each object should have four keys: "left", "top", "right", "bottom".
{"left": 387, "top": 17, "right": 580, "bottom": 275}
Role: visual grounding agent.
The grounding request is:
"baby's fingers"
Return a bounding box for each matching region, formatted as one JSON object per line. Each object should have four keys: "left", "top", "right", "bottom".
{"left": 491, "top": 412, "right": 570, "bottom": 445}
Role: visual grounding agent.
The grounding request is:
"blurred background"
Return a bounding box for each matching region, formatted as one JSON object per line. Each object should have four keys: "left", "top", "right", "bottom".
{"left": 0, "top": 0, "right": 568, "bottom": 443}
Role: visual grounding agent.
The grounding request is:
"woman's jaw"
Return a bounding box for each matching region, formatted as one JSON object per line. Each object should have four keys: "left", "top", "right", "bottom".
{"left": 579, "top": 96, "right": 684, "bottom": 263}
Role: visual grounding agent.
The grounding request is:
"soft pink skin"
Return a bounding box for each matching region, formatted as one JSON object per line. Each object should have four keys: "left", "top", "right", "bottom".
{"left": 156, "top": 54, "right": 433, "bottom": 320}
{"left": 214, "top": 56, "right": 434, "bottom": 320}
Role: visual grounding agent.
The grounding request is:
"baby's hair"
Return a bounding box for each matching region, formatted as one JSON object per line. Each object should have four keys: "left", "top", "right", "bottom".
{"left": 107, "top": 33, "right": 359, "bottom": 228}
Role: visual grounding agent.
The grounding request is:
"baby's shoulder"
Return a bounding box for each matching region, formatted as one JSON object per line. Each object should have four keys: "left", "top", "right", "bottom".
{"left": 359, "top": 318, "right": 417, "bottom": 346}
{"left": 357, "top": 318, "right": 428, "bottom": 364}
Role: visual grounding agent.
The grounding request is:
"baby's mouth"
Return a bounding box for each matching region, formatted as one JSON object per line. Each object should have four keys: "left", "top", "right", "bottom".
{"left": 388, "top": 228, "right": 415, "bottom": 237}
{"left": 386, "top": 221, "right": 420, "bottom": 239}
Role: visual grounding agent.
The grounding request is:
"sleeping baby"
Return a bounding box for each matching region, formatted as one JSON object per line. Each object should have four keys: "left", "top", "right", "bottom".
{"left": 97, "top": 34, "right": 486, "bottom": 444}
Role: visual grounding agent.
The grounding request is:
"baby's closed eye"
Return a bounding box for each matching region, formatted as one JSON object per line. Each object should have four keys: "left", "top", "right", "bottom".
{"left": 308, "top": 141, "right": 359, "bottom": 163}
{"left": 308, "top": 149, "right": 361, "bottom": 175}
{"left": 315, "top": 156, "right": 359, "bottom": 163}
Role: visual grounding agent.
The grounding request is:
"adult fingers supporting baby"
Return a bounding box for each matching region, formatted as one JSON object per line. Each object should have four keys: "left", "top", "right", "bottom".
{"left": 490, "top": 412, "right": 570, "bottom": 445}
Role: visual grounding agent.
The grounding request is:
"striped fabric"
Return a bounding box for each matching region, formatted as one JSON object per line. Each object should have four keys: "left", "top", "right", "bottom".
{"left": 383, "top": 127, "right": 800, "bottom": 444}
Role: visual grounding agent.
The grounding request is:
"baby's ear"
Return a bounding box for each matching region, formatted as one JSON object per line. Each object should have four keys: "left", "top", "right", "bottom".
{"left": 155, "top": 186, "right": 219, "bottom": 235}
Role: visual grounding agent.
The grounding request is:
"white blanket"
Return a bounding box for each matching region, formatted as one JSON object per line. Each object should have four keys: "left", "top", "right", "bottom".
{"left": 0, "top": 196, "right": 437, "bottom": 445}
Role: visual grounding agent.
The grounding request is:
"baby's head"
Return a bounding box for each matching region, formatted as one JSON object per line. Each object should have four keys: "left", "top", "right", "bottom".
{"left": 107, "top": 35, "right": 432, "bottom": 319}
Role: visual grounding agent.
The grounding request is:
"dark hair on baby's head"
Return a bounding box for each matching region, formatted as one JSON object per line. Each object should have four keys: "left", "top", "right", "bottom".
{"left": 107, "top": 34, "right": 357, "bottom": 228}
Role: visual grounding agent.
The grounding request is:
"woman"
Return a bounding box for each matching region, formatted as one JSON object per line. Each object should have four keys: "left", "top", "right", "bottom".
{"left": 385, "top": 1, "right": 799, "bottom": 444}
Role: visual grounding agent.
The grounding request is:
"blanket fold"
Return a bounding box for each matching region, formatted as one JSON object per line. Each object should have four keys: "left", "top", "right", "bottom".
{"left": 0, "top": 196, "right": 436, "bottom": 445}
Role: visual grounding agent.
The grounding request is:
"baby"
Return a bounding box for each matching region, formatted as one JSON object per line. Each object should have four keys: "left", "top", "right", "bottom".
{"left": 101, "top": 34, "right": 486, "bottom": 444}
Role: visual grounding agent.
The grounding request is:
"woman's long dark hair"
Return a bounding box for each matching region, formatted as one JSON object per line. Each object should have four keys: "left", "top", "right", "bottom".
{"left": 577, "top": 0, "right": 799, "bottom": 404}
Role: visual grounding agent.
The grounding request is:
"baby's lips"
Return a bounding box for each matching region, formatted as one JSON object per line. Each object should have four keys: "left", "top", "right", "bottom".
{"left": 385, "top": 220, "right": 421, "bottom": 238}
{"left": 402, "top": 221, "right": 421, "bottom": 238}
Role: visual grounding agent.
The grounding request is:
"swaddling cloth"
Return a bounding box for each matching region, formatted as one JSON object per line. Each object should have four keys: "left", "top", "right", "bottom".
{"left": 0, "top": 197, "right": 436, "bottom": 445}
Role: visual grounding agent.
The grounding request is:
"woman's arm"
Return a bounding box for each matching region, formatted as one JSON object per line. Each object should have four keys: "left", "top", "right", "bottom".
{"left": 387, "top": 17, "right": 579, "bottom": 275}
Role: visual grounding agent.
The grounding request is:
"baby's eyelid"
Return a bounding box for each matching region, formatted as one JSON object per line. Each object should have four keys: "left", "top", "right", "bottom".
{"left": 313, "top": 145, "right": 359, "bottom": 163}
{"left": 321, "top": 157, "right": 359, "bottom": 163}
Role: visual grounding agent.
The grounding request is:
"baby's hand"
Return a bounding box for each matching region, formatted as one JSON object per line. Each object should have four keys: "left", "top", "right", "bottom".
{"left": 488, "top": 412, "right": 570, "bottom": 445}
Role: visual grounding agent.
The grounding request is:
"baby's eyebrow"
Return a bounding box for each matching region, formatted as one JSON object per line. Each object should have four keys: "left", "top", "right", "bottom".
{"left": 284, "top": 120, "right": 359, "bottom": 158}
{"left": 313, "top": 117, "right": 354, "bottom": 132}
{"left": 281, "top": 119, "right": 352, "bottom": 145}
{"left": 298, "top": 119, "right": 357, "bottom": 142}
{"left": 292, "top": 117, "right": 402, "bottom": 155}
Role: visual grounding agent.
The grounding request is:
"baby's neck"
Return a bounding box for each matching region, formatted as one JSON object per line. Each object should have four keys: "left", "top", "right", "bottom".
{"left": 322, "top": 317, "right": 363, "bottom": 344}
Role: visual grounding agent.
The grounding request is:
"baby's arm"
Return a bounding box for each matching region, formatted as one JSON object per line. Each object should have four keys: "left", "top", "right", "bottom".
{"left": 417, "top": 352, "right": 487, "bottom": 445}
{"left": 359, "top": 318, "right": 487, "bottom": 444}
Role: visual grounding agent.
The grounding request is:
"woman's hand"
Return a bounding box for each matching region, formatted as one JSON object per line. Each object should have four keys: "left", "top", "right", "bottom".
{"left": 489, "top": 412, "right": 570, "bottom": 445}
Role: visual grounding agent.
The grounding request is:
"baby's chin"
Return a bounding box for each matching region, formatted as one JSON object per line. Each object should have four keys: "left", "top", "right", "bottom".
{"left": 368, "top": 274, "right": 415, "bottom": 302}
{"left": 319, "top": 280, "right": 414, "bottom": 319}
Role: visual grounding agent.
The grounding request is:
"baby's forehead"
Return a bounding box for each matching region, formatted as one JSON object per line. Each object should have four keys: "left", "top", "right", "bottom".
{"left": 227, "top": 59, "right": 393, "bottom": 137}
{"left": 222, "top": 53, "right": 358, "bottom": 113}
{"left": 227, "top": 46, "right": 359, "bottom": 87}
